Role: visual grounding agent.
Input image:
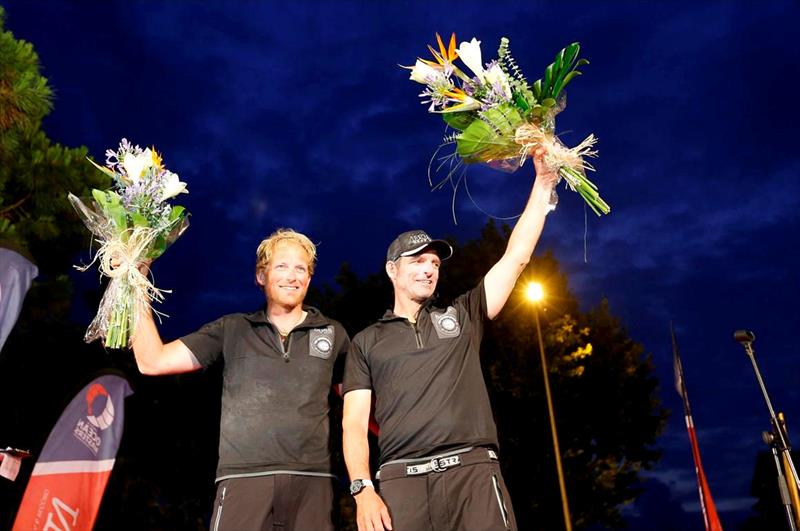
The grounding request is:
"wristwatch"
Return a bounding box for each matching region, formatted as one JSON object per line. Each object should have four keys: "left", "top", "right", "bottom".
{"left": 349, "top": 479, "right": 374, "bottom": 496}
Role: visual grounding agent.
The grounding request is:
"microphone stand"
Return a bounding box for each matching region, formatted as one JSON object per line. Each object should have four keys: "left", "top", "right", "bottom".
{"left": 737, "top": 333, "right": 800, "bottom": 530}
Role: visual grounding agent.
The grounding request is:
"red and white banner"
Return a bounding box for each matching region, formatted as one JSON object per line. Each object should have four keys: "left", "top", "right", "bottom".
{"left": 12, "top": 373, "right": 132, "bottom": 531}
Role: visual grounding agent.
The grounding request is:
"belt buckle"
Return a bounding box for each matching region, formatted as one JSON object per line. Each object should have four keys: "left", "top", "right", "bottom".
{"left": 431, "top": 455, "right": 460, "bottom": 472}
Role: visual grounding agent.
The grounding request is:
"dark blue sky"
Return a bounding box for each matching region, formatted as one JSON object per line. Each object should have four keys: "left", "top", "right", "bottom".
{"left": 5, "top": 1, "right": 800, "bottom": 528}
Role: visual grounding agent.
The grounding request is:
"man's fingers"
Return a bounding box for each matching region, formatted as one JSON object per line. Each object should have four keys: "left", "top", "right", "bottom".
{"left": 358, "top": 508, "right": 384, "bottom": 531}
{"left": 381, "top": 506, "right": 393, "bottom": 530}
{"left": 364, "top": 512, "right": 382, "bottom": 531}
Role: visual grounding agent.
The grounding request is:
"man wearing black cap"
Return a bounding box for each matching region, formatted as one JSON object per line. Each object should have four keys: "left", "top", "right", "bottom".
{"left": 342, "top": 149, "right": 558, "bottom": 531}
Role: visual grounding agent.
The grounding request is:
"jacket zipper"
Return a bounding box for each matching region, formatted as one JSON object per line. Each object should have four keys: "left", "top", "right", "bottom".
{"left": 280, "top": 333, "right": 290, "bottom": 362}
{"left": 409, "top": 321, "right": 423, "bottom": 349}
{"left": 270, "top": 327, "right": 291, "bottom": 362}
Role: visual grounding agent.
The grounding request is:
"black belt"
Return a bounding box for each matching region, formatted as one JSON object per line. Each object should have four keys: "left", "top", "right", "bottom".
{"left": 377, "top": 447, "right": 498, "bottom": 481}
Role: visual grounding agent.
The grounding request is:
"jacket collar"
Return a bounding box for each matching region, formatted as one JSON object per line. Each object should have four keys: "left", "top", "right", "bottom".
{"left": 243, "top": 305, "right": 329, "bottom": 329}
{"left": 379, "top": 295, "right": 438, "bottom": 322}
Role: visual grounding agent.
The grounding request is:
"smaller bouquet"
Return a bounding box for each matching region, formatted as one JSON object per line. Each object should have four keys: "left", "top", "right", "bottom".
{"left": 406, "top": 34, "right": 610, "bottom": 216}
{"left": 69, "top": 139, "right": 189, "bottom": 349}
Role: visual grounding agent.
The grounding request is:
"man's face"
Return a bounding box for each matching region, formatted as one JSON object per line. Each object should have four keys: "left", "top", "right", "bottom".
{"left": 258, "top": 242, "right": 312, "bottom": 309}
{"left": 388, "top": 249, "right": 441, "bottom": 304}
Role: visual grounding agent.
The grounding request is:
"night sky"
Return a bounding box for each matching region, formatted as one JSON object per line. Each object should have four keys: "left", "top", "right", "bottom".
{"left": 4, "top": 1, "right": 800, "bottom": 529}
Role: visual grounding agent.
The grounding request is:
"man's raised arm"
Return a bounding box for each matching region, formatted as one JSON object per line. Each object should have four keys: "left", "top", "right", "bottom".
{"left": 484, "top": 148, "right": 559, "bottom": 320}
{"left": 129, "top": 262, "right": 200, "bottom": 375}
{"left": 131, "top": 305, "right": 200, "bottom": 375}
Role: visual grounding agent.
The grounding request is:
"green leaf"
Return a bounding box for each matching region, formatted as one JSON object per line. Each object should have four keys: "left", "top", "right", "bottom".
{"left": 482, "top": 104, "right": 525, "bottom": 135}
{"left": 441, "top": 111, "right": 476, "bottom": 131}
{"left": 531, "top": 79, "right": 542, "bottom": 100}
{"left": 456, "top": 120, "right": 497, "bottom": 158}
{"left": 551, "top": 43, "right": 579, "bottom": 95}
{"left": 130, "top": 212, "right": 148, "bottom": 228}
{"left": 169, "top": 205, "right": 185, "bottom": 221}
{"left": 105, "top": 190, "right": 122, "bottom": 206}
{"left": 541, "top": 98, "right": 557, "bottom": 108}
{"left": 513, "top": 93, "right": 530, "bottom": 112}
{"left": 91, "top": 188, "right": 108, "bottom": 207}
{"left": 109, "top": 205, "right": 128, "bottom": 232}
{"left": 552, "top": 48, "right": 565, "bottom": 84}
{"left": 455, "top": 105, "right": 524, "bottom": 162}
{"left": 86, "top": 157, "right": 117, "bottom": 180}
{"left": 543, "top": 63, "right": 555, "bottom": 99}
{"left": 556, "top": 71, "right": 582, "bottom": 94}
{"left": 562, "top": 43, "right": 580, "bottom": 70}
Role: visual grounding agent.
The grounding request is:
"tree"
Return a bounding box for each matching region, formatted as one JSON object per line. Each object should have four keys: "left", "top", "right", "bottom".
{"left": 0, "top": 9, "right": 119, "bottom": 527}
{"left": 313, "top": 220, "right": 668, "bottom": 529}
{"left": 0, "top": 5, "right": 108, "bottom": 274}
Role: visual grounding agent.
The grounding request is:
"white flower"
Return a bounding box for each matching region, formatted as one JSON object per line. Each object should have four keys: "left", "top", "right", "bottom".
{"left": 160, "top": 171, "right": 189, "bottom": 202}
{"left": 409, "top": 60, "right": 442, "bottom": 84}
{"left": 456, "top": 38, "right": 485, "bottom": 80}
{"left": 122, "top": 148, "right": 154, "bottom": 184}
{"left": 484, "top": 63, "right": 513, "bottom": 100}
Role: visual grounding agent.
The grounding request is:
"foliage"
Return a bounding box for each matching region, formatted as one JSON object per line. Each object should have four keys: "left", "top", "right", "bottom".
{"left": 0, "top": 6, "right": 108, "bottom": 272}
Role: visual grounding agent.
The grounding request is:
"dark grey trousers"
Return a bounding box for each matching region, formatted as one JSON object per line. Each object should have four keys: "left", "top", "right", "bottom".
{"left": 378, "top": 448, "right": 517, "bottom": 531}
{"left": 209, "top": 474, "right": 334, "bottom": 531}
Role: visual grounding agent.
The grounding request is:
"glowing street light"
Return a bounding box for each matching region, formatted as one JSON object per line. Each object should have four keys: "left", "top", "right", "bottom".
{"left": 526, "top": 282, "right": 544, "bottom": 303}
{"left": 527, "top": 281, "right": 572, "bottom": 531}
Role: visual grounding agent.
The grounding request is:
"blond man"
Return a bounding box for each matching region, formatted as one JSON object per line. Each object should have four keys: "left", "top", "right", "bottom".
{"left": 132, "top": 228, "right": 349, "bottom": 531}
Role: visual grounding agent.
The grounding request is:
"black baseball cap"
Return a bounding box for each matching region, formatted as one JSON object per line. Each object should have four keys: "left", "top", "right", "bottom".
{"left": 386, "top": 230, "right": 453, "bottom": 262}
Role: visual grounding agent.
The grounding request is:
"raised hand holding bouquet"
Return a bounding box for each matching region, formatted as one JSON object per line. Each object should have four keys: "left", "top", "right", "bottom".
{"left": 69, "top": 139, "right": 189, "bottom": 349}
{"left": 407, "top": 33, "right": 610, "bottom": 216}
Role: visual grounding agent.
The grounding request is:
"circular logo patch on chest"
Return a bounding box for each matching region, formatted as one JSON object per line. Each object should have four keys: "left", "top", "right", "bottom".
{"left": 440, "top": 316, "right": 458, "bottom": 332}
{"left": 314, "top": 337, "right": 333, "bottom": 353}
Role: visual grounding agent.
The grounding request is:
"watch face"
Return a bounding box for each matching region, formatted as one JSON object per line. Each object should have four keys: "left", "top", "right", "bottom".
{"left": 350, "top": 479, "right": 363, "bottom": 495}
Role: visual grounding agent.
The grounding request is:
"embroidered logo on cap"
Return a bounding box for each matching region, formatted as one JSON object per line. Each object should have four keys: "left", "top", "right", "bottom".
{"left": 309, "top": 326, "right": 335, "bottom": 359}
{"left": 432, "top": 306, "right": 461, "bottom": 339}
{"left": 407, "top": 232, "right": 432, "bottom": 245}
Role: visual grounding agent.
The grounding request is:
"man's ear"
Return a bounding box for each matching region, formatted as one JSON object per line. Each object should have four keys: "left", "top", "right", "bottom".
{"left": 256, "top": 270, "right": 266, "bottom": 286}
{"left": 385, "top": 260, "right": 396, "bottom": 281}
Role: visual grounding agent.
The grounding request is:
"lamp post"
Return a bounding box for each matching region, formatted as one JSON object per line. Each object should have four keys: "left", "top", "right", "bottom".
{"left": 526, "top": 282, "right": 572, "bottom": 531}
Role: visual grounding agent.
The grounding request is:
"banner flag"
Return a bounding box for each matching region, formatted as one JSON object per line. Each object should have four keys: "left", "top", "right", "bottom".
{"left": 672, "top": 324, "right": 723, "bottom": 531}
{"left": 0, "top": 247, "right": 39, "bottom": 353}
{"left": 12, "top": 373, "right": 133, "bottom": 531}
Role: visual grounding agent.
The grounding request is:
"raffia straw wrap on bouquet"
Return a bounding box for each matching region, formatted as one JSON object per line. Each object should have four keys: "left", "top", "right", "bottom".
{"left": 405, "top": 34, "right": 610, "bottom": 217}
{"left": 515, "top": 124, "right": 600, "bottom": 211}
{"left": 69, "top": 139, "right": 189, "bottom": 349}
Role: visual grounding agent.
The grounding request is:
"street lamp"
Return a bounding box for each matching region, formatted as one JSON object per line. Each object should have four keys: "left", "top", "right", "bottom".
{"left": 527, "top": 282, "right": 572, "bottom": 531}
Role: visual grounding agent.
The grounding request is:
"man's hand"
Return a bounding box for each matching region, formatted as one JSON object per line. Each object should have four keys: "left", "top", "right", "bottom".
{"left": 531, "top": 147, "right": 559, "bottom": 203}
{"left": 355, "top": 488, "right": 392, "bottom": 531}
{"left": 136, "top": 259, "right": 152, "bottom": 276}
{"left": 109, "top": 256, "right": 152, "bottom": 276}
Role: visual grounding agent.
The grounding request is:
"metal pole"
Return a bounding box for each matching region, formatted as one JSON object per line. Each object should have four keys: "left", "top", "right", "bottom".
{"left": 744, "top": 344, "right": 800, "bottom": 492}
{"left": 764, "top": 430, "right": 799, "bottom": 531}
{"left": 534, "top": 305, "right": 572, "bottom": 531}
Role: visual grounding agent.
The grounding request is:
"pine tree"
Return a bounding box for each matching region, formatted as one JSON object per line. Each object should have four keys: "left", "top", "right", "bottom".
{"left": 0, "top": 6, "right": 108, "bottom": 272}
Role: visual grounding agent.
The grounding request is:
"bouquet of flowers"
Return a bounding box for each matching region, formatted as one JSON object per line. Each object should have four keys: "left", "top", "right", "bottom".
{"left": 406, "top": 34, "right": 610, "bottom": 216}
{"left": 68, "top": 139, "right": 189, "bottom": 349}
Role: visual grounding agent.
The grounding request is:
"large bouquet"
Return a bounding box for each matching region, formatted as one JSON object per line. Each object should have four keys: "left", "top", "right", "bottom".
{"left": 69, "top": 139, "right": 189, "bottom": 349}
{"left": 407, "top": 34, "right": 610, "bottom": 216}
